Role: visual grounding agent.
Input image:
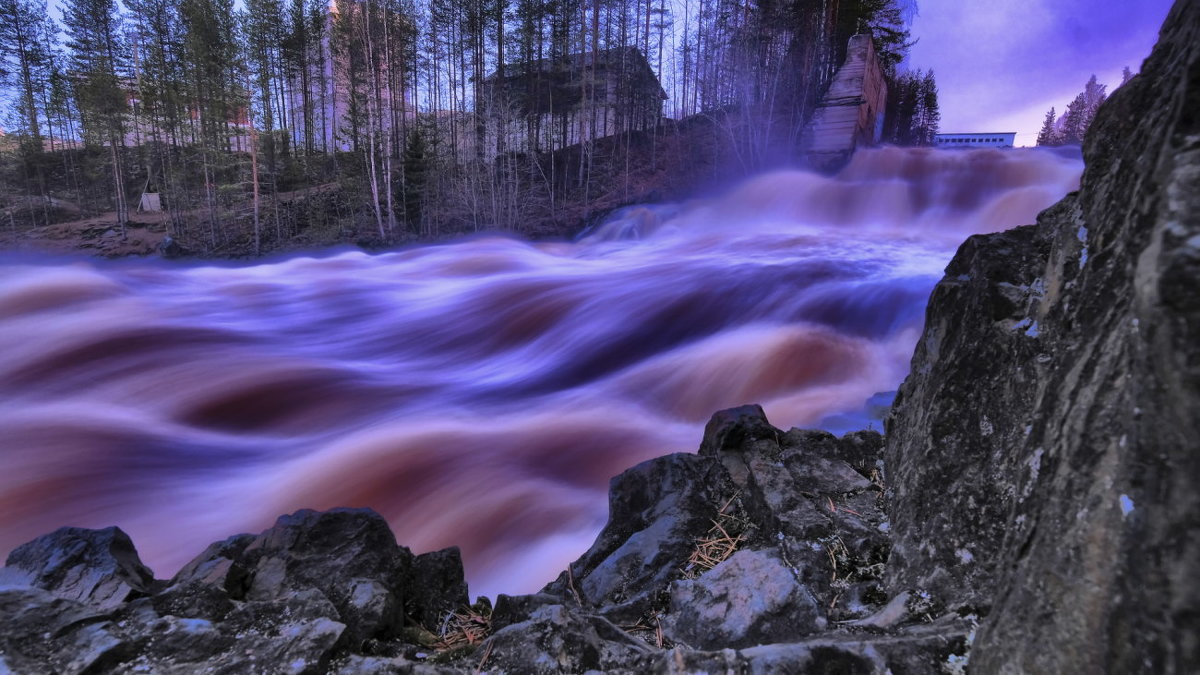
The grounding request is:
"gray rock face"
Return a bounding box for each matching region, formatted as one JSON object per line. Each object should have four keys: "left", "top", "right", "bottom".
{"left": 540, "top": 450, "right": 737, "bottom": 623}
{"left": 884, "top": 1, "right": 1199, "bottom": 671}
{"left": 0, "top": 508, "right": 468, "bottom": 673}
{"left": 482, "top": 603, "right": 654, "bottom": 673}
{"left": 410, "top": 547, "right": 471, "bottom": 628}
{"left": 0, "top": 587, "right": 126, "bottom": 674}
{"left": 5, "top": 526, "right": 156, "bottom": 609}
{"left": 664, "top": 549, "right": 824, "bottom": 650}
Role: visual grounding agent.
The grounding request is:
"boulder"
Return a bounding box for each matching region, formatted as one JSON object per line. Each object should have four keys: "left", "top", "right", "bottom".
{"left": 664, "top": 548, "right": 824, "bottom": 650}
{"left": 409, "top": 547, "right": 471, "bottom": 628}
{"left": 540, "top": 451, "right": 737, "bottom": 623}
{"left": 0, "top": 587, "right": 129, "bottom": 674}
{"left": 4, "top": 526, "right": 157, "bottom": 610}
{"left": 646, "top": 620, "right": 972, "bottom": 674}
{"left": 480, "top": 603, "right": 654, "bottom": 674}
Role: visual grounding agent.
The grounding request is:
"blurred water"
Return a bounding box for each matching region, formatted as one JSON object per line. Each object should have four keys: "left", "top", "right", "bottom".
{"left": 0, "top": 146, "right": 1081, "bottom": 600}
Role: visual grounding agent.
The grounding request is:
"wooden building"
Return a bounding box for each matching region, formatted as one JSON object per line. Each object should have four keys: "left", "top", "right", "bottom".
{"left": 479, "top": 46, "right": 667, "bottom": 157}
{"left": 800, "top": 34, "right": 888, "bottom": 172}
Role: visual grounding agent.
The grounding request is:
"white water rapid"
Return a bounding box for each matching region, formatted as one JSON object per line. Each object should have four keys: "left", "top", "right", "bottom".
{"left": 0, "top": 146, "right": 1082, "bottom": 600}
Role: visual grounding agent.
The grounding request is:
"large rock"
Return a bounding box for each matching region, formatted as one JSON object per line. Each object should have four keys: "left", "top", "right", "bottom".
{"left": 409, "top": 547, "right": 471, "bottom": 628}
{"left": 540, "top": 451, "right": 737, "bottom": 623}
{"left": 664, "top": 548, "right": 824, "bottom": 650}
{"left": 0, "top": 508, "right": 469, "bottom": 673}
{"left": 170, "top": 508, "right": 416, "bottom": 647}
{"left": 884, "top": 1, "right": 1200, "bottom": 671}
{"left": 4, "top": 526, "right": 157, "bottom": 610}
{"left": 646, "top": 620, "right": 972, "bottom": 674}
{"left": 0, "top": 587, "right": 129, "bottom": 674}
{"left": 481, "top": 603, "right": 655, "bottom": 673}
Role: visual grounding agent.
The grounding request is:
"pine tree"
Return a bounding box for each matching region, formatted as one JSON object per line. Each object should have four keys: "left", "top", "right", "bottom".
{"left": 1080, "top": 74, "right": 1107, "bottom": 126}
{"left": 914, "top": 69, "right": 939, "bottom": 145}
{"left": 62, "top": 0, "right": 131, "bottom": 230}
{"left": 402, "top": 124, "right": 427, "bottom": 228}
{"left": 180, "top": 0, "right": 240, "bottom": 244}
{"left": 1121, "top": 66, "right": 1133, "bottom": 86}
{"left": 0, "top": 0, "right": 51, "bottom": 149}
{"left": 1060, "top": 75, "right": 1107, "bottom": 146}
{"left": 1060, "top": 92, "right": 1087, "bottom": 145}
{"left": 126, "top": 0, "right": 186, "bottom": 229}
{"left": 1036, "top": 106, "right": 1060, "bottom": 146}
{"left": 0, "top": 0, "right": 54, "bottom": 216}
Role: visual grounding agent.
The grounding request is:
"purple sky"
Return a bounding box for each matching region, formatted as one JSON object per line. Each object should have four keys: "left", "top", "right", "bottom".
{"left": 907, "top": 0, "right": 1176, "bottom": 146}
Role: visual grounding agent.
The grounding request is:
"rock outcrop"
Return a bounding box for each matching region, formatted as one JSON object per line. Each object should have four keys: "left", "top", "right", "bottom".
{"left": 884, "top": 1, "right": 1199, "bottom": 671}
{"left": 0, "top": 410, "right": 971, "bottom": 673}
{"left": 1, "top": 509, "right": 469, "bottom": 674}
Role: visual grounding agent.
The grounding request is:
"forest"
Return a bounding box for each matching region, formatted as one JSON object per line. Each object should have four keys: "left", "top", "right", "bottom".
{"left": 0, "top": 0, "right": 931, "bottom": 255}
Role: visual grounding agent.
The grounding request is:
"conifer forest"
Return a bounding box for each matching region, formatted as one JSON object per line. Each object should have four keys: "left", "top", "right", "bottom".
{"left": 0, "top": 0, "right": 929, "bottom": 255}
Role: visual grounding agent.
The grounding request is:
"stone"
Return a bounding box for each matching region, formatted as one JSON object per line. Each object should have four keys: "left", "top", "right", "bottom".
{"left": 4, "top": 526, "right": 157, "bottom": 610}
{"left": 169, "top": 533, "right": 255, "bottom": 598}
{"left": 883, "top": 1, "right": 1200, "bottom": 671}
{"left": 158, "top": 235, "right": 187, "bottom": 258}
{"left": 0, "top": 587, "right": 124, "bottom": 673}
{"left": 541, "top": 452, "right": 736, "bottom": 623}
{"left": 646, "top": 620, "right": 972, "bottom": 674}
{"left": 480, "top": 603, "right": 654, "bottom": 674}
{"left": 180, "top": 508, "right": 417, "bottom": 645}
{"left": 409, "top": 547, "right": 470, "bottom": 629}
{"left": 664, "top": 548, "right": 824, "bottom": 650}
{"left": 697, "top": 404, "right": 780, "bottom": 457}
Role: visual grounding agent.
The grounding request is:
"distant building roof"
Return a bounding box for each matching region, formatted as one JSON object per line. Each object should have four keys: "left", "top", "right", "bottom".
{"left": 935, "top": 132, "right": 1016, "bottom": 148}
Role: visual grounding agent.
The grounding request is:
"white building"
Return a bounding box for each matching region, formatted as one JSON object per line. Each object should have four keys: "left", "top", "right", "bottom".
{"left": 934, "top": 132, "right": 1017, "bottom": 148}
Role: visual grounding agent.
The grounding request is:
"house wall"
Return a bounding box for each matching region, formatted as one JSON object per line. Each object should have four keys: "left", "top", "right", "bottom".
{"left": 801, "top": 34, "right": 888, "bottom": 172}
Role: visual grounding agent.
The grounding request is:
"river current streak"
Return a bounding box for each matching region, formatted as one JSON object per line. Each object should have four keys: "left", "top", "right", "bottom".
{"left": 0, "top": 146, "right": 1081, "bottom": 599}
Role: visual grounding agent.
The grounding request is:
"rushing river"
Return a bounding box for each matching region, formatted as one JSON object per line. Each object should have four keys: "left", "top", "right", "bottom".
{"left": 0, "top": 146, "right": 1081, "bottom": 600}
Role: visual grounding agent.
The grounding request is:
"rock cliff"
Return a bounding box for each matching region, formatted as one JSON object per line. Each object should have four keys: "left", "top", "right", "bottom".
{"left": 884, "top": 0, "right": 1198, "bottom": 670}
{"left": 1, "top": 1, "right": 1196, "bottom": 673}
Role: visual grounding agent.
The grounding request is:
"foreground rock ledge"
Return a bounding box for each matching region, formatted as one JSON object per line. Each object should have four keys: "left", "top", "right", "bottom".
{"left": 1, "top": 407, "right": 973, "bottom": 673}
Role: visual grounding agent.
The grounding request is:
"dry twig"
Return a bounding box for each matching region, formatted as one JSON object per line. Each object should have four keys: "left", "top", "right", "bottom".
{"left": 680, "top": 494, "right": 746, "bottom": 580}
{"left": 434, "top": 606, "right": 492, "bottom": 652}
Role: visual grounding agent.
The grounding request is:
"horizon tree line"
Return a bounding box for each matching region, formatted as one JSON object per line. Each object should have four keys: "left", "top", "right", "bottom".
{"left": 0, "top": 0, "right": 916, "bottom": 251}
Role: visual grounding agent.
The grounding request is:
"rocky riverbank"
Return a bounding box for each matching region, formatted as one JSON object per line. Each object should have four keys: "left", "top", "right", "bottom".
{"left": 2, "top": 0, "right": 1195, "bottom": 672}
{"left": 1, "top": 410, "right": 975, "bottom": 673}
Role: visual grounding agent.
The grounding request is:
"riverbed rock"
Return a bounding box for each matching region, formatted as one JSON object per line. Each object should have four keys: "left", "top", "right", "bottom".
{"left": 481, "top": 603, "right": 655, "bottom": 673}
{"left": 409, "top": 547, "right": 471, "bottom": 628}
{"left": 539, "top": 450, "right": 737, "bottom": 624}
{"left": 664, "top": 548, "right": 824, "bottom": 650}
{"left": 884, "top": 1, "right": 1200, "bottom": 671}
{"left": 4, "top": 525, "right": 157, "bottom": 610}
{"left": 0, "top": 509, "right": 467, "bottom": 673}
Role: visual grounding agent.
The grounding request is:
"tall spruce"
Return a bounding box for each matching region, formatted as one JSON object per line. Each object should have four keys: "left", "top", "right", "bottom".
{"left": 1036, "top": 106, "right": 1060, "bottom": 146}
{"left": 62, "top": 0, "right": 131, "bottom": 230}
{"left": 0, "top": 0, "right": 55, "bottom": 218}
{"left": 1060, "top": 74, "right": 1107, "bottom": 146}
{"left": 180, "top": 0, "right": 239, "bottom": 244}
